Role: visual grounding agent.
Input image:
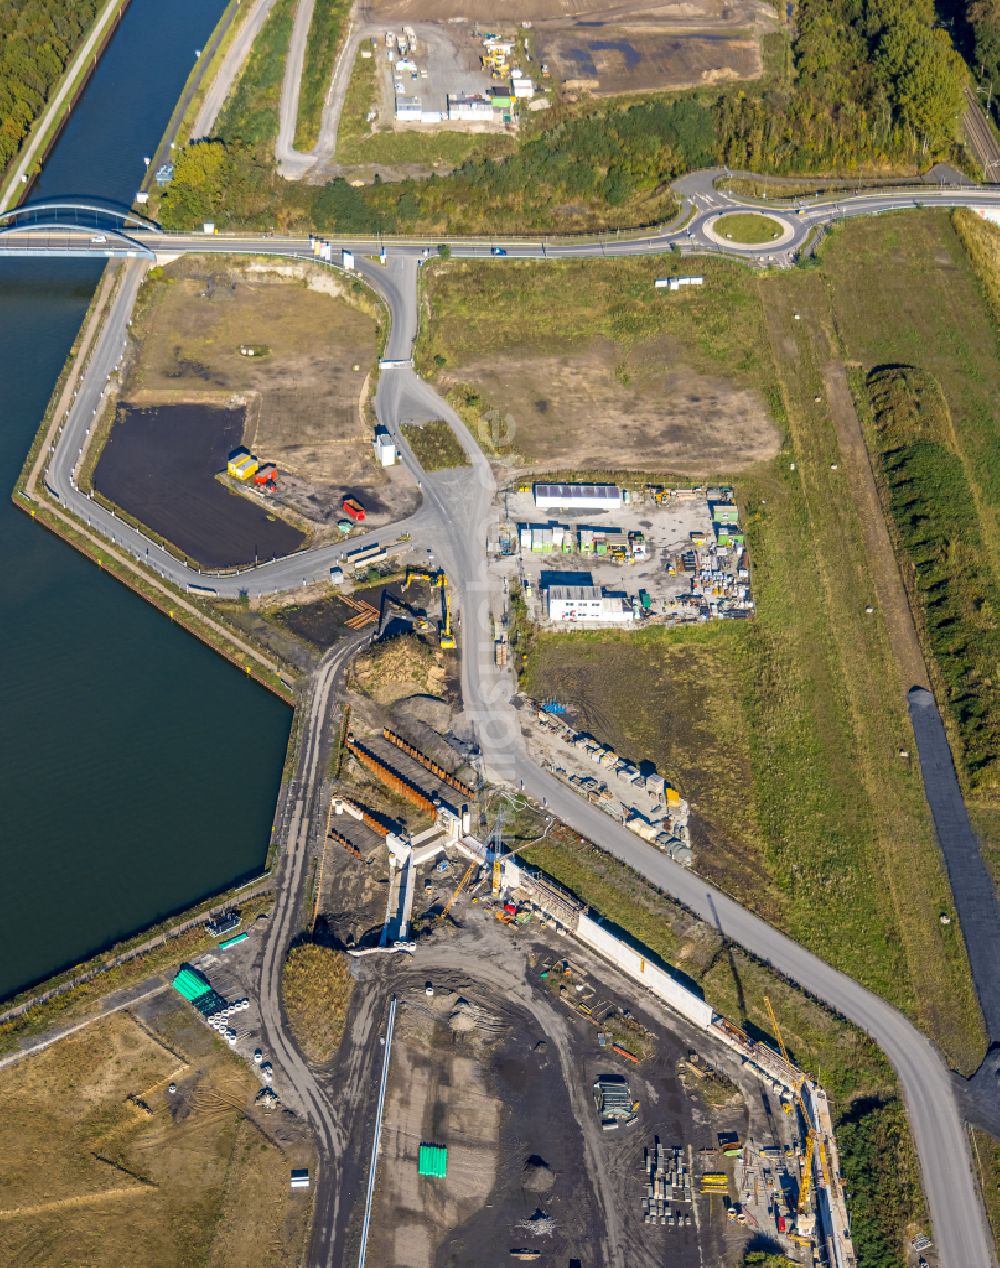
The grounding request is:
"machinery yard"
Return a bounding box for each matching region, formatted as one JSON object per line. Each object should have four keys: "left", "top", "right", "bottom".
{"left": 359, "top": 900, "right": 814, "bottom": 1268}
{"left": 362, "top": 0, "right": 773, "bottom": 98}
{"left": 494, "top": 482, "right": 753, "bottom": 629}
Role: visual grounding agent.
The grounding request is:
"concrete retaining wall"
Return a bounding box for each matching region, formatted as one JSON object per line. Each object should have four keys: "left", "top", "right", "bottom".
{"left": 575, "top": 913, "right": 715, "bottom": 1030}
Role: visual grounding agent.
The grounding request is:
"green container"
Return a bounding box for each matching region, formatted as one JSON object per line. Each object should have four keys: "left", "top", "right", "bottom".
{"left": 172, "top": 964, "right": 211, "bottom": 1002}
{"left": 219, "top": 932, "right": 250, "bottom": 950}
{"left": 418, "top": 1143, "right": 448, "bottom": 1177}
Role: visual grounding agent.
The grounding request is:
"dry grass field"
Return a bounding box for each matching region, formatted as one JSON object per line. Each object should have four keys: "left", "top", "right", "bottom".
{"left": 0, "top": 1006, "right": 311, "bottom": 1266}
{"left": 125, "top": 257, "right": 378, "bottom": 488}
{"left": 281, "top": 943, "right": 354, "bottom": 1063}
{"left": 420, "top": 257, "right": 781, "bottom": 475}
{"left": 447, "top": 336, "right": 778, "bottom": 472}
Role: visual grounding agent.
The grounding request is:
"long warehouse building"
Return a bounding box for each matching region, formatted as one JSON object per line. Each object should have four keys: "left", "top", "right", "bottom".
{"left": 533, "top": 482, "right": 622, "bottom": 511}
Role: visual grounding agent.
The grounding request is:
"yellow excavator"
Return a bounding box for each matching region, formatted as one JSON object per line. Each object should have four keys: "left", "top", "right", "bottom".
{"left": 403, "top": 567, "right": 455, "bottom": 648}
{"left": 403, "top": 566, "right": 446, "bottom": 590}
{"left": 441, "top": 586, "right": 457, "bottom": 649}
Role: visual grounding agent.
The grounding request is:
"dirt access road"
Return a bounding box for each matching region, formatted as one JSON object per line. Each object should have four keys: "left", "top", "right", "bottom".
{"left": 191, "top": 0, "right": 281, "bottom": 139}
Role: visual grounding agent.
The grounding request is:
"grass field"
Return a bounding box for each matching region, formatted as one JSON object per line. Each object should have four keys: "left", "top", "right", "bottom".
{"left": 335, "top": 44, "right": 515, "bottom": 168}
{"left": 516, "top": 819, "right": 926, "bottom": 1264}
{"left": 282, "top": 943, "right": 354, "bottom": 1063}
{"left": 294, "top": 0, "right": 351, "bottom": 151}
{"left": 217, "top": 0, "right": 296, "bottom": 145}
{"left": 417, "top": 257, "right": 781, "bottom": 473}
{"left": 819, "top": 211, "right": 1000, "bottom": 806}
{"left": 712, "top": 212, "right": 785, "bottom": 243}
{"left": 0, "top": 1004, "right": 311, "bottom": 1265}
{"left": 456, "top": 241, "right": 985, "bottom": 1075}
{"left": 400, "top": 420, "right": 469, "bottom": 470}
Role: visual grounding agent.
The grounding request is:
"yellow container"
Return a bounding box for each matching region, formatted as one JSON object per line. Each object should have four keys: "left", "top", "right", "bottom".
{"left": 228, "top": 454, "right": 259, "bottom": 481}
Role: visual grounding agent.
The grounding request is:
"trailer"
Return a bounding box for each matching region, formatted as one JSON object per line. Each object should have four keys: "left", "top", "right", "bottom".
{"left": 343, "top": 497, "right": 366, "bottom": 522}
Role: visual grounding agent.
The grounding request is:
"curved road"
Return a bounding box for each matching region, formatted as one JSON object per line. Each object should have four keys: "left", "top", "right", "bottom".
{"left": 27, "top": 182, "right": 1000, "bottom": 1266}
{"left": 258, "top": 633, "right": 364, "bottom": 1264}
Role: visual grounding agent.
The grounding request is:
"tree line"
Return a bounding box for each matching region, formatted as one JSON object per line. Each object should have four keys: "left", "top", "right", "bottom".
{"left": 0, "top": 0, "right": 101, "bottom": 177}
{"left": 162, "top": 0, "right": 972, "bottom": 234}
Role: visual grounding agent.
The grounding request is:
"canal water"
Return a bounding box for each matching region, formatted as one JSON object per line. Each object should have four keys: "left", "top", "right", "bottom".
{"left": 0, "top": 0, "right": 291, "bottom": 1001}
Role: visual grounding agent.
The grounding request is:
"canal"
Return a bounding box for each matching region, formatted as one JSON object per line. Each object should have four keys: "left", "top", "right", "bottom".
{"left": 0, "top": 0, "right": 292, "bottom": 1001}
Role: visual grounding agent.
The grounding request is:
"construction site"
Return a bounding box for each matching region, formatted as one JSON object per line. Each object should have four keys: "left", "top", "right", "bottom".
{"left": 490, "top": 482, "right": 753, "bottom": 635}
{"left": 287, "top": 575, "right": 855, "bottom": 1266}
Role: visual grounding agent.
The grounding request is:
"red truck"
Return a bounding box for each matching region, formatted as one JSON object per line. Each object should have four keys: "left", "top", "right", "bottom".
{"left": 342, "top": 497, "right": 366, "bottom": 522}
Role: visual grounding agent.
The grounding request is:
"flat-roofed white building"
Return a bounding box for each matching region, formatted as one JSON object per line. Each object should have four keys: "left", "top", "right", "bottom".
{"left": 546, "top": 585, "right": 635, "bottom": 624}
{"left": 534, "top": 482, "right": 622, "bottom": 511}
{"left": 395, "top": 94, "right": 422, "bottom": 121}
{"left": 447, "top": 93, "right": 493, "bottom": 122}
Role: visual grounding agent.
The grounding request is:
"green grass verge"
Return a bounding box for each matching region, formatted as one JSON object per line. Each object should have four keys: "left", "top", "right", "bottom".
{"left": 400, "top": 420, "right": 469, "bottom": 471}
{"left": 294, "top": 0, "right": 351, "bottom": 151}
{"left": 712, "top": 212, "right": 785, "bottom": 243}
{"left": 217, "top": 0, "right": 296, "bottom": 146}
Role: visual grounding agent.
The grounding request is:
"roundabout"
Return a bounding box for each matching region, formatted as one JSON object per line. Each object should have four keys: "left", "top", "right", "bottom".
{"left": 703, "top": 210, "right": 795, "bottom": 250}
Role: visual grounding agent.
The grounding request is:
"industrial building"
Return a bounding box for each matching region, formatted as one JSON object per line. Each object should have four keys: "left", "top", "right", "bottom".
{"left": 446, "top": 93, "right": 494, "bottom": 122}
{"left": 546, "top": 584, "right": 635, "bottom": 624}
{"left": 533, "top": 482, "right": 622, "bottom": 511}
{"left": 374, "top": 426, "right": 397, "bottom": 466}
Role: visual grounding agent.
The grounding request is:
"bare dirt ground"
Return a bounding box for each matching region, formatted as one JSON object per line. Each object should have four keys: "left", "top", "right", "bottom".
{"left": 446, "top": 336, "right": 780, "bottom": 473}
{"left": 122, "top": 258, "right": 418, "bottom": 532}
{"left": 359, "top": 907, "right": 758, "bottom": 1267}
{"left": 0, "top": 1002, "right": 312, "bottom": 1266}
{"left": 360, "top": 0, "right": 773, "bottom": 94}
{"left": 94, "top": 402, "right": 306, "bottom": 568}
{"left": 542, "top": 29, "right": 762, "bottom": 94}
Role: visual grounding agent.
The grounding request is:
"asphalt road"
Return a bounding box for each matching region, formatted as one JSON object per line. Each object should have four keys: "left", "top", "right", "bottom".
{"left": 909, "top": 687, "right": 1000, "bottom": 1043}
{"left": 275, "top": 0, "right": 316, "bottom": 178}
{"left": 27, "top": 186, "right": 1000, "bottom": 1265}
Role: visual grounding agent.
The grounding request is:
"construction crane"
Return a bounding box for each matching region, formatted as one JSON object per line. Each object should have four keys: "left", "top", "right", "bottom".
{"left": 488, "top": 805, "right": 507, "bottom": 897}
{"left": 437, "top": 859, "right": 476, "bottom": 922}
{"left": 763, "top": 995, "right": 817, "bottom": 1238}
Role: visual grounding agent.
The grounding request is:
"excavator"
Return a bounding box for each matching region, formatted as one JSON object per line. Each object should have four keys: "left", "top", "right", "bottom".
{"left": 441, "top": 586, "right": 457, "bottom": 650}
{"left": 403, "top": 567, "right": 456, "bottom": 649}
{"left": 403, "top": 566, "right": 446, "bottom": 590}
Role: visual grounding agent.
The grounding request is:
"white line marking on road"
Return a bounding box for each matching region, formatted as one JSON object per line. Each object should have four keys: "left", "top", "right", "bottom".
{"left": 358, "top": 994, "right": 397, "bottom": 1268}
